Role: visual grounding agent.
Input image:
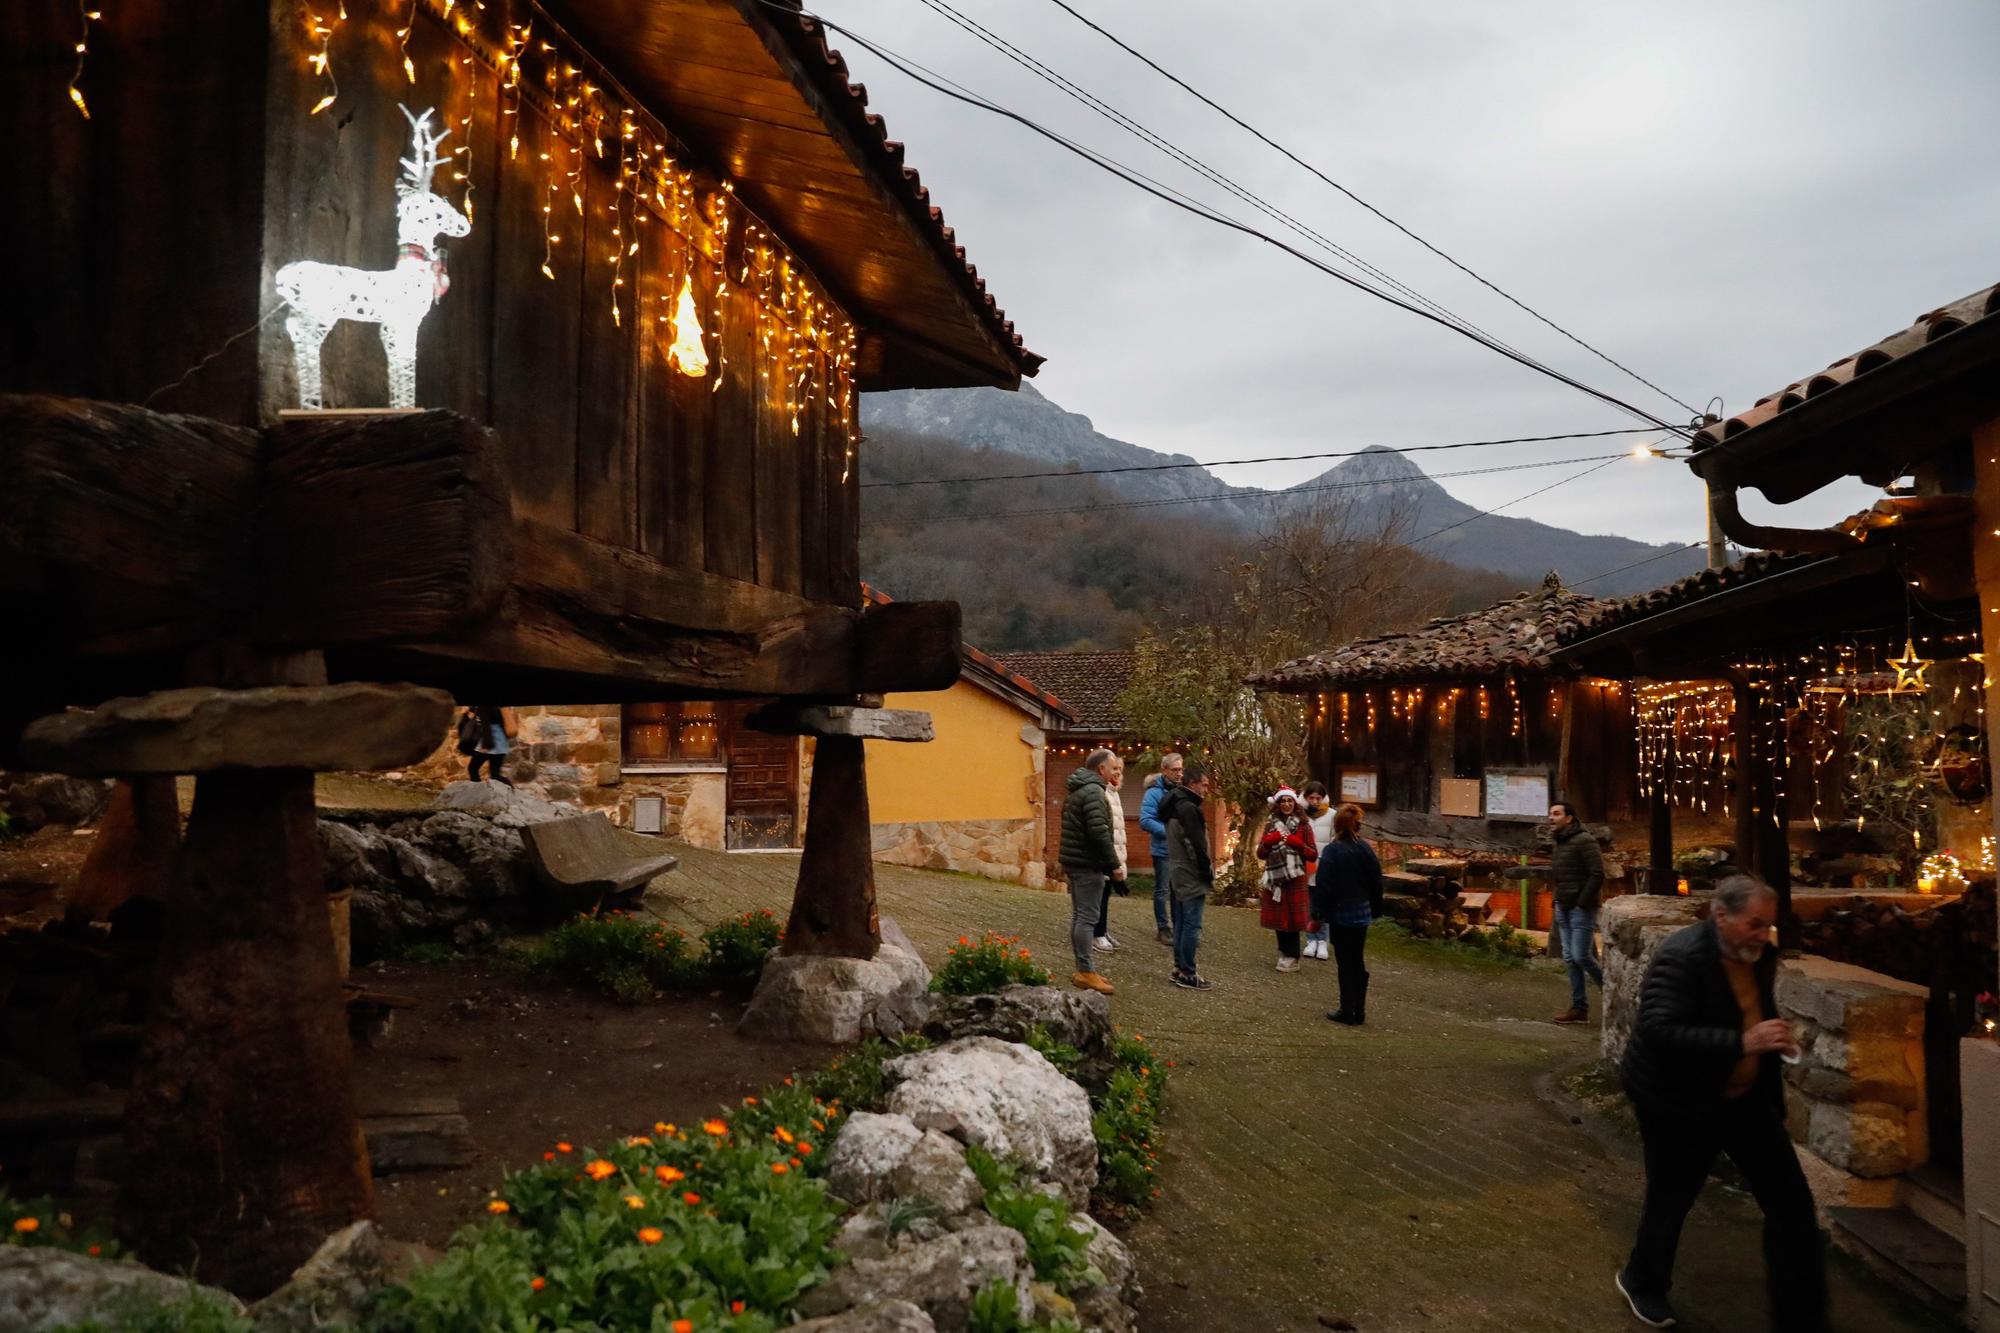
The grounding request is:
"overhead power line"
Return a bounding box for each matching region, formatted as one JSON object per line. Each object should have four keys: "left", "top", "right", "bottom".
{"left": 862, "top": 426, "right": 1662, "bottom": 488}
{"left": 863, "top": 450, "right": 1633, "bottom": 528}
{"left": 1569, "top": 541, "right": 1707, "bottom": 588}
{"left": 913, "top": 0, "right": 1543, "bottom": 373}
{"left": 1400, "top": 454, "right": 1625, "bottom": 548}
{"left": 772, "top": 2, "right": 1693, "bottom": 440}
{"left": 1040, "top": 0, "right": 1705, "bottom": 421}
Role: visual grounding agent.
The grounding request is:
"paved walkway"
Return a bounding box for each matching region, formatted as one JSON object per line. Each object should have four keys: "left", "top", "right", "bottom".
{"left": 654, "top": 849, "right": 1949, "bottom": 1333}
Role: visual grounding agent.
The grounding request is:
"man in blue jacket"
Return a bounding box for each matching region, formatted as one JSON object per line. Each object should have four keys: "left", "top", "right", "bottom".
{"left": 1137, "top": 752, "right": 1184, "bottom": 946}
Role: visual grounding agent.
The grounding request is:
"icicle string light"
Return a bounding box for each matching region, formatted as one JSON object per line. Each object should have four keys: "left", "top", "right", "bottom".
{"left": 306, "top": 3, "right": 346, "bottom": 115}
{"left": 68, "top": 2, "right": 102, "bottom": 119}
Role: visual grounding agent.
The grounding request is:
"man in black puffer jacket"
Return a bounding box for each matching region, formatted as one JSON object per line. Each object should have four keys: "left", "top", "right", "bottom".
{"left": 1615, "top": 875, "right": 1825, "bottom": 1331}
{"left": 1058, "top": 750, "right": 1121, "bottom": 995}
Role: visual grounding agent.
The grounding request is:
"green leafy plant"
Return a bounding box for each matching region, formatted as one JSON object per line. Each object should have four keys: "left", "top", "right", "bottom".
{"left": 1021, "top": 1025, "right": 1082, "bottom": 1080}
{"left": 798, "top": 1034, "right": 931, "bottom": 1116}
{"left": 968, "top": 1279, "right": 1030, "bottom": 1333}
{"left": 59, "top": 1287, "right": 256, "bottom": 1333}
{"left": 961, "top": 1145, "right": 1089, "bottom": 1288}
{"left": 701, "top": 910, "right": 785, "bottom": 994}
{"left": 931, "top": 933, "right": 1051, "bottom": 995}
{"left": 1090, "top": 1032, "right": 1167, "bottom": 1217}
{"left": 0, "top": 1184, "right": 117, "bottom": 1256}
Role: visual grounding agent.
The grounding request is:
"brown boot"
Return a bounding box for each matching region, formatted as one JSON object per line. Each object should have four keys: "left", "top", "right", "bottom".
{"left": 1552, "top": 1006, "right": 1588, "bottom": 1024}
{"left": 1072, "top": 971, "right": 1115, "bottom": 995}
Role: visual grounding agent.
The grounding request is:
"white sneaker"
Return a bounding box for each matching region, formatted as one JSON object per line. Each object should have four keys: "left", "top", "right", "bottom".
{"left": 1093, "top": 936, "right": 1116, "bottom": 953}
{"left": 1276, "top": 955, "right": 1300, "bottom": 973}
{"left": 1103, "top": 933, "right": 1121, "bottom": 950}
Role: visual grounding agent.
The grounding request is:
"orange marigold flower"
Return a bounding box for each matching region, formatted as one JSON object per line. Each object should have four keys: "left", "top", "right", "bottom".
{"left": 12, "top": 1217, "right": 38, "bottom": 1234}
{"left": 623, "top": 1194, "right": 645, "bottom": 1210}
{"left": 811, "top": 1118, "right": 825, "bottom": 1132}
{"left": 655, "top": 1165, "right": 685, "bottom": 1184}
{"left": 530, "top": 1276, "right": 546, "bottom": 1291}
{"left": 638, "top": 1226, "right": 665, "bottom": 1245}
{"left": 555, "top": 1141, "right": 573, "bottom": 1154}
{"left": 771, "top": 1162, "right": 788, "bottom": 1175}
{"left": 732, "top": 1300, "right": 746, "bottom": 1315}
{"left": 743, "top": 1096, "right": 758, "bottom": 1106}
{"left": 958, "top": 936, "right": 969, "bottom": 946}
{"left": 682, "top": 1191, "right": 702, "bottom": 1205}
{"left": 672, "top": 1321, "right": 693, "bottom": 1333}
{"left": 654, "top": 1121, "right": 670, "bottom": 1135}
{"left": 542, "top": 1152, "right": 556, "bottom": 1162}
{"left": 86, "top": 1244, "right": 100, "bottom": 1257}
{"left": 585, "top": 1159, "right": 617, "bottom": 1181}
{"left": 773, "top": 1126, "right": 795, "bottom": 1144}
{"left": 626, "top": 1135, "right": 653, "bottom": 1147}
{"left": 789, "top": 1156, "right": 802, "bottom": 1168}
{"left": 486, "top": 1199, "right": 511, "bottom": 1214}
{"left": 702, "top": 1119, "right": 728, "bottom": 1136}
{"left": 797, "top": 1142, "right": 813, "bottom": 1155}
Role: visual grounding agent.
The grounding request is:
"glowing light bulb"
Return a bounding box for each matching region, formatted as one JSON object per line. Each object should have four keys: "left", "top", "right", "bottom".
{"left": 668, "top": 275, "right": 708, "bottom": 377}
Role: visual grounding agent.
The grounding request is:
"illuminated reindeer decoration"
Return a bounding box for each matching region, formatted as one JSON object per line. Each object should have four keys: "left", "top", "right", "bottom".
{"left": 275, "top": 105, "right": 470, "bottom": 409}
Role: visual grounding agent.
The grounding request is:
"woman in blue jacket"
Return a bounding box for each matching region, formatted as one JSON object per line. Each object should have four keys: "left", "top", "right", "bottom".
{"left": 1310, "top": 803, "right": 1381, "bottom": 1025}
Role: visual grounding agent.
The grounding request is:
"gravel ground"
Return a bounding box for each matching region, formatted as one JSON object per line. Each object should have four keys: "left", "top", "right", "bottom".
{"left": 644, "top": 846, "right": 1952, "bottom": 1333}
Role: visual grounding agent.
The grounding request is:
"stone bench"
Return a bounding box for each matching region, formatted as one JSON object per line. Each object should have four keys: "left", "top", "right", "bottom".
{"left": 521, "top": 812, "right": 678, "bottom": 899}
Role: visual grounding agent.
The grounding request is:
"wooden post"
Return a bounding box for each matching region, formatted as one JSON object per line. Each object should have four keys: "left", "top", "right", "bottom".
{"left": 120, "top": 768, "right": 372, "bottom": 1295}
{"left": 781, "top": 734, "right": 880, "bottom": 959}
{"left": 71, "top": 776, "right": 180, "bottom": 920}
{"left": 1648, "top": 741, "right": 1676, "bottom": 895}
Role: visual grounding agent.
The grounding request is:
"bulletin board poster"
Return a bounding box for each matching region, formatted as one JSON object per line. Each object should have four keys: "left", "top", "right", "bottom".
{"left": 1439, "top": 777, "right": 1483, "bottom": 819}
{"left": 1336, "top": 768, "right": 1380, "bottom": 808}
{"left": 1482, "top": 768, "right": 1551, "bottom": 822}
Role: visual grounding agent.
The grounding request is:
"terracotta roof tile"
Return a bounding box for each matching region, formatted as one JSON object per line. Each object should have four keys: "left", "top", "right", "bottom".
{"left": 775, "top": 9, "right": 1041, "bottom": 379}
{"left": 1691, "top": 282, "right": 2000, "bottom": 451}
{"left": 1249, "top": 573, "right": 1604, "bottom": 691}
{"left": 988, "top": 651, "right": 1137, "bottom": 734}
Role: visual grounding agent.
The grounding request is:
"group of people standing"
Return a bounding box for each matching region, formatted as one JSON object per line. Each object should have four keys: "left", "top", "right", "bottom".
{"left": 1057, "top": 752, "right": 1381, "bottom": 1023}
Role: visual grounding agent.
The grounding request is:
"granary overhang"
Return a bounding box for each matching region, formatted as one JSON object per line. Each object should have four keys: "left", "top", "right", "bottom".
{"left": 1248, "top": 574, "right": 1604, "bottom": 693}
{"left": 1685, "top": 281, "right": 2000, "bottom": 505}
{"left": 544, "top": 0, "right": 1040, "bottom": 392}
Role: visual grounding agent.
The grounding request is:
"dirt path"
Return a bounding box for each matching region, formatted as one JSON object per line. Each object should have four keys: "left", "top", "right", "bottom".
{"left": 656, "top": 846, "right": 1949, "bottom": 1333}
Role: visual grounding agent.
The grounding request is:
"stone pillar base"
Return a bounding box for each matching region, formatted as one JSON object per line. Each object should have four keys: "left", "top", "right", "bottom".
{"left": 1964, "top": 1038, "right": 2000, "bottom": 1330}
{"left": 739, "top": 918, "right": 932, "bottom": 1045}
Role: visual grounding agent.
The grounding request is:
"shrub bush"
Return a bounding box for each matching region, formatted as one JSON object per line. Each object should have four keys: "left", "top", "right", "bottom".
{"left": 931, "top": 933, "right": 1051, "bottom": 995}
{"left": 364, "top": 1097, "right": 844, "bottom": 1332}
{"left": 61, "top": 1288, "right": 256, "bottom": 1333}
{"left": 1, "top": 1184, "right": 116, "bottom": 1256}
{"left": 1090, "top": 1031, "right": 1166, "bottom": 1218}
{"left": 792, "top": 1034, "right": 931, "bottom": 1117}
{"left": 523, "top": 909, "right": 783, "bottom": 1003}
{"left": 1021, "top": 1024, "right": 1081, "bottom": 1081}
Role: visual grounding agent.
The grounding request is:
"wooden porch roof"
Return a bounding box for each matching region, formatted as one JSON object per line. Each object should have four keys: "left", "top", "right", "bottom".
{"left": 544, "top": 0, "right": 1039, "bottom": 391}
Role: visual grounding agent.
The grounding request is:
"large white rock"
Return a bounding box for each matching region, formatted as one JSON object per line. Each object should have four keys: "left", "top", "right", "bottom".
{"left": 795, "top": 1224, "right": 1030, "bottom": 1333}
{"left": 1069, "top": 1211, "right": 1141, "bottom": 1304}
{"left": 253, "top": 1221, "right": 435, "bottom": 1331}
{"left": 434, "top": 780, "right": 577, "bottom": 828}
{"left": 0, "top": 1248, "right": 244, "bottom": 1332}
{"left": 789, "top": 1299, "right": 939, "bottom": 1332}
{"left": 825, "top": 1111, "right": 926, "bottom": 1205}
{"left": 739, "top": 921, "right": 931, "bottom": 1045}
{"left": 891, "top": 1130, "right": 986, "bottom": 1216}
{"left": 886, "top": 1037, "right": 1098, "bottom": 1207}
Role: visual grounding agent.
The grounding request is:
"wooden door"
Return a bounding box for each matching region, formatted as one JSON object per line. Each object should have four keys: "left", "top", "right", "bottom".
{"left": 725, "top": 707, "right": 798, "bottom": 849}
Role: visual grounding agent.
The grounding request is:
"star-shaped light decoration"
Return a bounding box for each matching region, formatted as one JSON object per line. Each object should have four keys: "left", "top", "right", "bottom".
{"left": 1889, "top": 638, "right": 1932, "bottom": 693}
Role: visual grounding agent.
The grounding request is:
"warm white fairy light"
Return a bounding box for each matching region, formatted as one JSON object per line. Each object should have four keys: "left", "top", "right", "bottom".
{"left": 397, "top": 0, "right": 418, "bottom": 83}
{"left": 68, "top": 2, "right": 102, "bottom": 119}
{"left": 668, "top": 275, "right": 709, "bottom": 377}
{"left": 306, "top": 3, "right": 345, "bottom": 115}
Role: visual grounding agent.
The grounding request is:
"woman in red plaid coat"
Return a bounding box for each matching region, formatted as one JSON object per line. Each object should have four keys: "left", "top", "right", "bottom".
{"left": 1257, "top": 787, "right": 1317, "bottom": 973}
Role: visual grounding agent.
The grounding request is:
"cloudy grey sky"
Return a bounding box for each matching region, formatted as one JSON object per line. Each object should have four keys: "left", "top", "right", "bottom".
{"left": 820, "top": 0, "right": 2000, "bottom": 543}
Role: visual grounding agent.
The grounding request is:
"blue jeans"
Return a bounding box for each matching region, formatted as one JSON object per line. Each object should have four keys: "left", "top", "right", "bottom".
{"left": 1556, "top": 904, "right": 1603, "bottom": 1010}
{"left": 1151, "top": 855, "right": 1172, "bottom": 931}
{"left": 1170, "top": 893, "right": 1205, "bottom": 976}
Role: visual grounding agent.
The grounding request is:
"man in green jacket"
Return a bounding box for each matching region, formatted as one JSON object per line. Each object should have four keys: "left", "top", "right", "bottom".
{"left": 1549, "top": 800, "right": 1606, "bottom": 1023}
{"left": 1060, "top": 749, "right": 1121, "bottom": 995}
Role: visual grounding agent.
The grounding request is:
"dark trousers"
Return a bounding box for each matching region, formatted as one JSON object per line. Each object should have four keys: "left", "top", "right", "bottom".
{"left": 1275, "top": 929, "right": 1301, "bottom": 959}
{"left": 1331, "top": 923, "right": 1370, "bottom": 1017}
{"left": 1626, "top": 1098, "right": 1828, "bottom": 1332}
{"left": 467, "top": 752, "right": 509, "bottom": 784}
{"left": 1093, "top": 879, "right": 1114, "bottom": 937}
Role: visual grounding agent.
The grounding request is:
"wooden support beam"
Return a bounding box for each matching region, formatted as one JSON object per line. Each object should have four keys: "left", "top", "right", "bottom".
{"left": 0, "top": 394, "right": 259, "bottom": 661}
{"left": 781, "top": 735, "right": 880, "bottom": 959}
{"left": 71, "top": 777, "right": 181, "bottom": 921}
{"left": 120, "top": 769, "right": 373, "bottom": 1296}
{"left": 857, "top": 598, "right": 963, "bottom": 694}
{"left": 746, "top": 704, "right": 935, "bottom": 741}
{"left": 256, "top": 410, "right": 511, "bottom": 645}
{"left": 13, "top": 684, "right": 455, "bottom": 775}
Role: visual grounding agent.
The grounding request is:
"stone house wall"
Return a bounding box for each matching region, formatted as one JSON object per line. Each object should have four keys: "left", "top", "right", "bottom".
{"left": 871, "top": 818, "right": 1045, "bottom": 888}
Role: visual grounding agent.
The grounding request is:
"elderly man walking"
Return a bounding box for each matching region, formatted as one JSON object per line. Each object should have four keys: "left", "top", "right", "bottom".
{"left": 1060, "top": 748, "right": 1122, "bottom": 995}
{"left": 1616, "top": 874, "right": 1825, "bottom": 1331}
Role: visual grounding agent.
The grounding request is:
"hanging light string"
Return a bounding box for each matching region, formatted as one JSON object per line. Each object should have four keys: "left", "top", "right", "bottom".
{"left": 68, "top": 2, "right": 103, "bottom": 118}
{"left": 282, "top": 0, "right": 861, "bottom": 457}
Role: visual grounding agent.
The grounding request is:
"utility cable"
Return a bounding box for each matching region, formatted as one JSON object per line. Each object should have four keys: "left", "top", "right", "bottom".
{"left": 770, "top": 2, "right": 1693, "bottom": 439}
{"left": 863, "top": 451, "right": 1631, "bottom": 528}
{"left": 914, "top": 0, "right": 1543, "bottom": 375}
{"left": 1568, "top": 541, "right": 1708, "bottom": 589}
{"left": 1041, "top": 0, "right": 1705, "bottom": 422}
{"left": 861, "top": 425, "right": 1664, "bottom": 488}
{"left": 1400, "top": 454, "right": 1626, "bottom": 547}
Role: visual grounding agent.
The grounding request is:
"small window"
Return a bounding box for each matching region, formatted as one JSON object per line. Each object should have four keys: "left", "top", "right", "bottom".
{"left": 623, "top": 702, "right": 722, "bottom": 763}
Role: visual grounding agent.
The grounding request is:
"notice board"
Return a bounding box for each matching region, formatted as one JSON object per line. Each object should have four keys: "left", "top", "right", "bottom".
{"left": 1482, "top": 768, "right": 1551, "bottom": 822}
{"left": 1439, "top": 778, "right": 1483, "bottom": 818}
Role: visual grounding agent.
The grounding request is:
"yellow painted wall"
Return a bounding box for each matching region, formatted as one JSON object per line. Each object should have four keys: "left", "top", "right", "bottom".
{"left": 866, "top": 679, "right": 1038, "bottom": 824}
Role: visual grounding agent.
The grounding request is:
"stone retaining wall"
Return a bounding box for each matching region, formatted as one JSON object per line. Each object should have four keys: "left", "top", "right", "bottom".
{"left": 871, "top": 818, "right": 1044, "bottom": 888}
{"left": 1599, "top": 894, "right": 1706, "bottom": 1067}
